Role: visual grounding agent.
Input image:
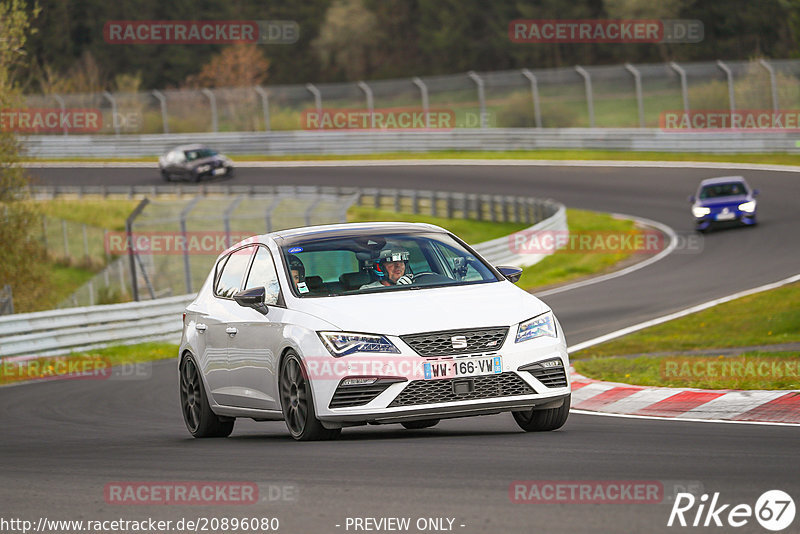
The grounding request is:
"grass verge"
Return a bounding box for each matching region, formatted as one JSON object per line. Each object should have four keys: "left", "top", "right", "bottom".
{"left": 573, "top": 352, "right": 800, "bottom": 390}
{"left": 571, "top": 282, "right": 800, "bottom": 360}
{"left": 24, "top": 150, "right": 800, "bottom": 166}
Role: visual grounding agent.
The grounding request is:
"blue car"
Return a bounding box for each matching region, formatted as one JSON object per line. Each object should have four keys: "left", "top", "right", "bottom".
{"left": 690, "top": 176, "right": 758, "bottom": 232}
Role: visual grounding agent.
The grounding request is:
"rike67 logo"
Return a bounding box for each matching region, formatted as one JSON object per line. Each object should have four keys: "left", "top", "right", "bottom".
{"left": 668, "top": 490, "right": 795, "bottom": 531}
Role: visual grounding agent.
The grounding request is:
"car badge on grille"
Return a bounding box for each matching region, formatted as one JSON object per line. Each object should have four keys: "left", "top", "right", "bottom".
{"left": 451, "top": 335, "right": 468, "bottom": 349}
{"left": 486, "top": 340, "right": 498, "bottom": 347}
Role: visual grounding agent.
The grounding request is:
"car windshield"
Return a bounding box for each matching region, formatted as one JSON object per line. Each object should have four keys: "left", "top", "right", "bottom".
{"left": 699, "top": 182, "right": 747, "bottom": 199}
{"left": 184, "top": 148, "right": 217, "bottom": 161}
{"left": 280, "top": 232, "right": 500, "bottom": 297}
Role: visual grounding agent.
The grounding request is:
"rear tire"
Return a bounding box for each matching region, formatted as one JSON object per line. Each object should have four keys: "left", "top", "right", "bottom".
{"left": 513, "top": 395, "right": 570, "bottom": 432}
{"left": 279, "top": 351, "right": 341, "bottom": 441}
{"left": 161, "top": 169, "right": 171, "bottom": 182}
{"left": 179, "top": 355, "right": 234, "bottom": 438}
{"left": 401, "top": 419, "right": 440, "bottom": 430}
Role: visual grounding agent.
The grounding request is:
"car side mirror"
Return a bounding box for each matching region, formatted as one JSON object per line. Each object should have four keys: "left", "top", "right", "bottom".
{"left": 497, "top": 266, "right": 522, "bottom": 284}
{"left": 233, "top": 287, "right": 269, "bottom": 315}
{"left": 688, "top": 195, "right": 696, "bottom": 203}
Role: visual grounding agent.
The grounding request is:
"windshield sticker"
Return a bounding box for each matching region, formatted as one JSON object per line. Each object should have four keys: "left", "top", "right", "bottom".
{"left": 297, "top": 282, "right": 309, "bottom": 293}
{"left": 288, "top": 247, "right": 303, "bottom": 253}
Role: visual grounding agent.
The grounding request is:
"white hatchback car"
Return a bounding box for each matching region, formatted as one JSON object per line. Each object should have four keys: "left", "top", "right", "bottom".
{"left": 179, "top": 222, "right": 571, "bottom": 441}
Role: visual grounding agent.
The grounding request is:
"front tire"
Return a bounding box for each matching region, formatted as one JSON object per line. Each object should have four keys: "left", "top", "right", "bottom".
{"left": 179, "top": 355, "right": 234, "bottom": 438}
{"left": 279, "top": 352, "right": 341, "bottom": 441}
{"left": 513, "top": 395, "right": 570, "bottom": 432}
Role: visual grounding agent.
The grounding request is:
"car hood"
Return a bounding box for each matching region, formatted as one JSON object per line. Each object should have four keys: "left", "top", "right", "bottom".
{"left": 697, "top": 194, "right": 750, "bottom": 207}
{"left": 293, "top": 281, "right": 549, "bottom": 336}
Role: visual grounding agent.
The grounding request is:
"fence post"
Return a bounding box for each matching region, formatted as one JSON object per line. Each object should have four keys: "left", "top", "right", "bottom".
{"left": 412, "top": 77, "right": 430, "bottom": 129}
{"left": 82, "top": 224, "right": 90, "bottom": 263}
{"left": 430, "top": 191, "right": 437, "bottom": 217}
{"left": 254, "top": 86, "right": 271, "bottom": 131}
{"left": 624, "top": 63, "right": 645, "bottom": 128}
{"left": 180, "top": 196, "right": 202, "bottom": 294}
{"left": 201, "top": 88, "right": 218, "bottom": 133}
{"left": 151, "top": 90, "right": 169, "bottom": 133}
{"left": 306, "top": 83, "right": 323, "bottom": 130}
{"left": 41, "top": 215, "right": 48, "bottom": 248}
{"left": 574, "top": 66, "right": 595, "bottom": 127}
{"left": 265, "top": 195, "right": 282, "bottom": 232}
{"left": 52, "top": 94, "right": 67, "bottom": 135}
{"left": 224, "top": 195, "right": 245, "bottom": 248}
{"left": 467, "top": 71, "right": 487, "bottom": 128}
{"left": 102, "top": 91, "right": 120, "bottom": 136}
{"left": 758, "top": 59, "right": 779, "bottom": 112}
{"left": 716, "top": 60, "right": 736, "bottom": 124}
{"left": 669, "top": 61, "right": 690, "bottom": 114}
{"left": 305, "top": 196, "right": 322, "bottom": 226}
{"left": 357, "top": 81, "right": 375, "bottom": 129}
{"left": 62, "top": 220, "right": 69, "bottom": 259}
{"left": 411, "top": 189, "right": 419, "bottom": 214}
{"left": 126, "top": 198, "right": 150, "bottom": 301}
{"left": 521, "top": 69, "right": 543, "bottom": 128}
{"left": 393, "top": 189, "right": 400, "bottom": 212}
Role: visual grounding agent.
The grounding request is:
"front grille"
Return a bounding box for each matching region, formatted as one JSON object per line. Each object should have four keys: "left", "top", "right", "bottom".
{"left": 401, "top": 327, "right": 509, "bottom": 357}
{"left": 329, "top": 380, "right": 397, "bottom": 408}
{"left": 524, "top": 366, "right": 568, "bottom": 388}
{"left": 388, "top": 372, "right": 533, "bottom": 407}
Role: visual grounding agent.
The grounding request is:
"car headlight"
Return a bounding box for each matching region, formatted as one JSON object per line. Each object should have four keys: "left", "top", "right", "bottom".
{"left": 692, "top": 206, "right": 711, "bottom": 218}
{"left": 197, "top": 164, "right": 211, "bottom": 173}
{"left": 515, "top": 311, "right": 557, "bottom": 343}
{"left": 318, "top": 332, "right": 400, "bottom": 357}
{"left": 738, "top": 201, "right": 756, "bottom": 213}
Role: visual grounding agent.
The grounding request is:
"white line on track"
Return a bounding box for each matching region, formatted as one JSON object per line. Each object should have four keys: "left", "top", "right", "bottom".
{"left": 570, "top": 409, "right": 800, "bottom": 427}
{"left": 537, "top": 214, "right": 678, "bottom": 297}
{"left": 567, "top": 272, "right": 800, "bottom": 353}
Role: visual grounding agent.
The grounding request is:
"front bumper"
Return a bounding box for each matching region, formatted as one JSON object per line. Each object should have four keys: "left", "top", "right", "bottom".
{"left": 694, "top": 208, "right": 756, "bottom": 229}
{"left": 307, "top": 331, "right": 570, "bottom": 423}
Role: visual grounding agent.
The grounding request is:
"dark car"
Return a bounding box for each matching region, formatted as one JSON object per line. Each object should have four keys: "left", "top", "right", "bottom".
{"left": 690, "top": 176, "right": 758, "bottom": 232}
{"left": 158, "top": 144, "right": 234, "bottom": 182}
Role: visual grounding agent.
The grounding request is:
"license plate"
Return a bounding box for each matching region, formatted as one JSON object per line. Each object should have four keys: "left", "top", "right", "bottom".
{"left": 716, "top": 211, "right": 736, "bottom": 221}
{"left": 213, "top": 167, "right": 226, "bottom": 176}
{"left": 423, "top": 356, "right": 502, "bottom": 380}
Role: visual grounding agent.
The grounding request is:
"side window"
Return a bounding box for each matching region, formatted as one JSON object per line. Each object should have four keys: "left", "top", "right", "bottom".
{"left": 214, "top": 247, "right": 254, "bottom": 298}
{"left": 244, "top": 247, "right": 280, "bottom": 305}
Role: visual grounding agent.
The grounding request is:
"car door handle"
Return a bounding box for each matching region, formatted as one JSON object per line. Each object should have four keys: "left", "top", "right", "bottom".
{"left": 226, "top": 327, "right": 238, "bottom": 336}
{"left": 195, "top": 323, "right": 207, "bottom": 332}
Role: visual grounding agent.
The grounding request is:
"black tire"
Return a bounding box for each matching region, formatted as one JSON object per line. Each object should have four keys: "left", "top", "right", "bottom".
{"left": 179, "top": 355, "right": 234, "bottom": 438}
{"left": 161, "top": 169, "right": 172, "bottom": 182}
{"left": 225, "top": 167, "right": 235, "bottom": 178}
{"left": 512, "top": 395, "right": 570, "bottom": 432}
{"left": 401, "top": 419, "right": 440, "bottom": 430}
{"left": 279, "top": 351, "right": 341, "bottom": 441}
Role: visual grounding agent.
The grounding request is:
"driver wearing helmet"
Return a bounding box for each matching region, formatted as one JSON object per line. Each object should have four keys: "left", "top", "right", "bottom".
{"left": 360, "top": 247, "right": 414, "bottom": 289}
{"left": 287, "top": 254, "right": 306, "bottom": 287}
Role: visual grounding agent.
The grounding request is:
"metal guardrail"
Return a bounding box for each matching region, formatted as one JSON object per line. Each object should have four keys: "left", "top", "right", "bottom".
{"left": 21, "top": 128, "right": 800, "bottom": 157}
{"left": 0, "top": 295, "right": 192, "bottom": 358}
{"left": 0, "top": 193, "right": 565, "bottom": 358}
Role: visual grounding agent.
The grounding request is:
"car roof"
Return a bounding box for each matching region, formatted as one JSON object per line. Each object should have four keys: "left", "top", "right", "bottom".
{"left": 272, "top": 222, "right": 447, "bottom": 244}
{"left": 170, "top": 144, "right": 210, "bottom": 152}
{"left": 698, "top": 176, "right": 747, "bottom": 186}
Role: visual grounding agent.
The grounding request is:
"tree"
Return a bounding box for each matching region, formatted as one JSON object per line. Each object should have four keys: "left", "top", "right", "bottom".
{"left": 312, "top": 0, "right": 381, "bottom": 80}
{"left": 0, "top": 0, "right": 48, "bottom": 312}
{"left": 183, "top": 43, "right": 270, "bottom": 88}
